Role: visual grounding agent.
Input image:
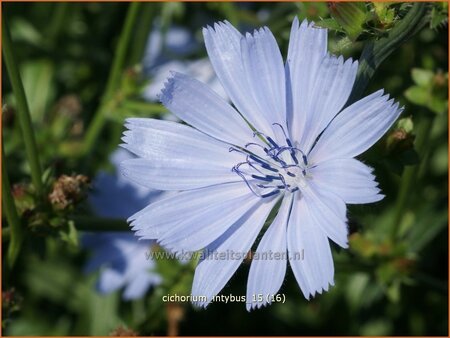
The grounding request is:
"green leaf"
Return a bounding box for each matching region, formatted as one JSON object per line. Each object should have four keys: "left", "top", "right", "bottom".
{"left": 25, "top": 256, "right": 76, "bottom": 303}
{"left": 396, "top": 117, "right": 414, "bottom": 133}
{"left": 10, "top": 18, "right": 43, "bottom": 46}
{"left": 315, "top": 18, "right": 344, "bottom": 32}
{"left": 407, "top": 207, "right": 447, "bottom": 252}
{"left": 411, "top": 68, "right": 434, "bottom": 87}
{"left": 404, "top": 86, "right": 429, "bottom": 106}
{"left": 372, "top": 2, "right": 395, "bottom": 26}
{"left": 430, "top": 4, "right": 448, "bottom": 29}
{"left": 21, "top": 59, "right": 55, "bottom": 123}
{"left": 428, "top": 97, "right": 447, "bottom": 115}
{"left": 329, "top": 2, "right": 368, "bottom": 41}
{"left": 71, "top": 276, "right": 120, "bottom": 335}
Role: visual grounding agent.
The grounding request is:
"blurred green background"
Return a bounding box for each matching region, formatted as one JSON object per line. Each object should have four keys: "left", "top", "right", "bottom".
{"left": 2, "top": 2, "right": 448, "bottom": 336}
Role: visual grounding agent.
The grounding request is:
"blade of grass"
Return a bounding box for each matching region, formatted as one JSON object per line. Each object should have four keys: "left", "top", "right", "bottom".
{"left": 82, "top": 2, "right": 141, "bottom": 157}
{"left": 2, "top": 143, "right": 24, "bottom": 267}
{"left": 3, "top": 18, "right": 43, "bottom": 196}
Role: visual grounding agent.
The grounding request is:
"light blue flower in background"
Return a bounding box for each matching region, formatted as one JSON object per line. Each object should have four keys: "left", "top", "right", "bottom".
{"left": 142, "top": 24, "right": 227, "bottom": 102}
{"left": 143, "top": 24, "right": 198, "bottom": 72}
{"left": 84, "top": 149, "right": 162, "bottom": 300}
{"left": 121, "top": 18, "right": 403, "bottom": 310}
{"left": 143, "top": 59, "right": 227, "bottom": 102}
{"left": 89, "top": 149, "right": 162, "bottom": 218}
{"left": 83, "top": 232, "right": 161, "bottom": 300}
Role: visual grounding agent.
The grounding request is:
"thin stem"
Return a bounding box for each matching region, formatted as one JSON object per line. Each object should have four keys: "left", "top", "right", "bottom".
{"left": 129, "top": 4, "right": 155, "bottom": 65}
{"left": 391, "top": 116, "right": 433, "bottom": 239}
{"left": 2, "top": 227, "right": 11, "bottom": 242}
{"left": 121, "top": 100, "right": 167, "bottom": 115}
{"left": 47, "top": 2, "right": 69, "bottom": 42}
{"left": 3, "top": 18, "right": 44, "bottom": 196}
{"left": 71, "top": 215, "right": 130, "bottom": 232}
{"left": 2, "top": 144, "right": 24, "bottom": 268}
{"left": 82, "top": 2, "right": 141, "bottom": 155}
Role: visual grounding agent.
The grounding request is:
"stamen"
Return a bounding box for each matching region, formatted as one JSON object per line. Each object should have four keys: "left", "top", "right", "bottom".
{"left": 251, "top": 174, "right": 281, "bottom": 181}
{"left": 261, "top": 190, "right": 280, "bottom": 198}
{"left": 231, "top": 127, "right": 310, "bottom": 199}
{"left": 272, "top": 122, "right": 288, "bottom": 139}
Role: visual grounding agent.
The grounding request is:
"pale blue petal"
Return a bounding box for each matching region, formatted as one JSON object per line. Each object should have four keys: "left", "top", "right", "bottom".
{"left": 310, "top": 158, "right": 384, "bottom": 204}
{"left": 202, "top": 21, "right": 274, "bottom": 136}
{"left": 246, "top": 194, "right": 293, "bottom": 311}
{"left": 129, "top": 182, "right": 256, "bottom": 252}
{"left": 303, "top": 183, "right": 349, "bottom": 248}
{"left": 287, "top": 196, "right": 334, "bottom": 299}
{"left": 299, "top": 55, "right": 358, "bottom": 153}
{"left": 191, "top": 197, "right": 279, "bottom": 307}
{"left": 83, "top": 233, "right": 130, "bottom": 274}
{"left": 240, "top": 27, "right": 287, "bottom": 139}
{"left": 160, "top": 72, "right": 253, "bottom": 145}
{"left": 121, "top": 157, "right": 240, "bottom": 191}
{"left": 286, "top": 18, "right": 327, "bottom": 140}
{"left": 97, "top": 267, "right": 127, "bottom": 294}
{"left": 123, "top": 272, "right": 161, "bottom": 300}
{"left": 84, "top": 233, "right": 158, "bottom": 299}
{"left": 159, "top": 190, "right": 262, "bottom": 252}
{"left": 310, "top": 90, "right": 403, "bottom": 162}
{"left": 121, "top": 118, "right": 242, "bottom": 190}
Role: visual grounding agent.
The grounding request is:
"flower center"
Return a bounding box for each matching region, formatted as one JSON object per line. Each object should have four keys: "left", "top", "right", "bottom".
{"left": 230, "top": 124, "right": 310, "bottom": 199}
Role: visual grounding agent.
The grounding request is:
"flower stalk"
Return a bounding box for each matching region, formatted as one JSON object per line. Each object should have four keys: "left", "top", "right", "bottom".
{"left": 391, "top": 116, "right": 434, "bottom": 239}
{"left": 82, "top": 2, "right": 141, "bottom": 156}
{"left": 71, "top": 215, "right": 129, "bottom": 232}
{"left": 2, "top": 18, "right": 44, "bottom": 196}
{"left": 2, "top": 144, "right": 24, "bottom": 268}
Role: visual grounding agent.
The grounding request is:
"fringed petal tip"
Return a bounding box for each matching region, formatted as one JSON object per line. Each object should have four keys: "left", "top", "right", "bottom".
{"left": 303, "top": 280, "right": 335, "bottom": 300}
{"left": 192, "top": 299, "right": 209, "bottom": 309}
{"left": 246, "top": 298, "right": 273, "bottom": 312}
{"left": 202, "top": 20, "right": 233, "bottom": 36}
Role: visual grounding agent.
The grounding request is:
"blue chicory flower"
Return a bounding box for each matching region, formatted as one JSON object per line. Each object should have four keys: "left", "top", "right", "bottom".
{"left": 120, "top": 18, "right": 403, "bottom": 310}
{"left": 141, "top": 23, "right": 227, "bottom": 102}
{"left": 84, "top": 149, "right": 162, "bottom": 300}
{"left": 143, "top": 24, "right": 198, "bottom": 72}
{"left": 143, "top": 59, "right": 227, "bottom": 102}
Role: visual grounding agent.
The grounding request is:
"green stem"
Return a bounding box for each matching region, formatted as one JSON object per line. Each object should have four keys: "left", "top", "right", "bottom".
{"left": 348, "top": 3, "right": 429, "bottom": 104}
{"left": 2, "top": 144, "right": 24, "bottom": 267}
{"left": 2, "top": 227, "right": 11, "bottom": 242}
{"left": 3, "top": 19, "right": 44, "bottom": 196}
{"left": 129, "top": 4, "right": 155, "bottom": 65}
{"left": 71, "top": 215, "right": 129, "bottom": 231}
{"left": 82, "top": 2, "right": 141, "bottom": 155}
{"left": 47, "top": 2, "right": 69, "bottom": 42}
{"left": 391, "top": 117, "right": 433, "bottom": 239}
{"left": 121, "top": 100, "right": 167, "bottom": 115}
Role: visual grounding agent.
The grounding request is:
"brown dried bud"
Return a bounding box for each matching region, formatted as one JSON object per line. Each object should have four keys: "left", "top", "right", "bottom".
{"left": 433, "top": 71, "right": 446, "bottom": 87}
{"left": 385, "top": 127, "right": 415, "bottom": 154}
{"left": 55, "top": 94, "right": 82, "bottom": 118}
{"left": 2, "top": 288, "right": 22, "bottom": 316}
{"left": 12, "top": 184, "right": 27, "bottom": 199}
{"left": 109, "top": 325, "right": 138, "bottom": 336}
{"left": 48, "top": 174, "right": 90, "bottom": 210}
{"left": 393, "top": 257, "right": 416, "bottom": 274}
